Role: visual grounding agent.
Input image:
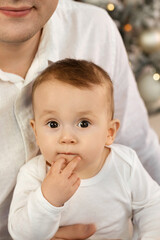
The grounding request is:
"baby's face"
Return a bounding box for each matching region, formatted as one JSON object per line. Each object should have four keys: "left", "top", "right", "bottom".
{"left": 31, "top": 79, "right": 117, "bottom": 179}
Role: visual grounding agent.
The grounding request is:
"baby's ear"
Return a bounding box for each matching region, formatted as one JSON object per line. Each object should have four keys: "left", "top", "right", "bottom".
{"left": 30, "top": 119, "right": 39, "bottom": 145}
{"left": 105, "top": 119, "right": 120, "bottom": 145}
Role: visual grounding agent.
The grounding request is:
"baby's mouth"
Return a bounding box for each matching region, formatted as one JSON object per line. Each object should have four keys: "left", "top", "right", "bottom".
{"left": 57, "top": 153, "right": 78, "bottom": 161}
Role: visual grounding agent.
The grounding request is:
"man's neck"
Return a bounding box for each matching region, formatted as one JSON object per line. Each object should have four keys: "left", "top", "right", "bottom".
{"left": 0, "top": 31, "right": 41, "bottom": 79}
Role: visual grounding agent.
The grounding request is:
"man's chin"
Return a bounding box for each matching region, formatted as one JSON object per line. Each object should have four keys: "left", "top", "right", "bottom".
{"left": 0, "top": 22, "right": 41, "bottom": 44}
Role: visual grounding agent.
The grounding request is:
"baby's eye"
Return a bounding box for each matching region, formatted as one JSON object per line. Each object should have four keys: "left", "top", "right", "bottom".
{"left": 47, "top": 121, "right": 59, "bottom": 128}
{"left": 78, "top": 120, "right": 90, "bottom": 128}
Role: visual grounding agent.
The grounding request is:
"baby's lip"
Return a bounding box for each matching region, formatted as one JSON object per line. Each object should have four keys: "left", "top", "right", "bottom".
{"left": 58, "top": 153, "right": 78, "bottom": 156}
{"left": 57, "top": 153, "right": 79, "bottom": 161}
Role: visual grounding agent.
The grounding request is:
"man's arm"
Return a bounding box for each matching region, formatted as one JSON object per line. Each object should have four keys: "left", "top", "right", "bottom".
{"left": 104, "top": 12, "right": 160, "bottom": 184}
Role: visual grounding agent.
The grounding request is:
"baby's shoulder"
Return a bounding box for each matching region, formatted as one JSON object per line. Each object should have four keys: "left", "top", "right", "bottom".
{"left": 19, "top": 155, "right": 46, "bottom": 181}
{"left": 111, "top": 143, "right": 138, "bottom": 165}
{"left": 110, "top": 144, "right": 139, "bottom": 180}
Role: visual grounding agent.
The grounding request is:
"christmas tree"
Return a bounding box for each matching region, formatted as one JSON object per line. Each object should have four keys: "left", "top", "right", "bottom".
{"left": 74, "top": 0, "right": 160, "bottom": 113}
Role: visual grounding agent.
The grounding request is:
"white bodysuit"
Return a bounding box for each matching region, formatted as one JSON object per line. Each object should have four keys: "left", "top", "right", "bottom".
{"left": 8, "top": 144, "right": 160, "bottom": 240}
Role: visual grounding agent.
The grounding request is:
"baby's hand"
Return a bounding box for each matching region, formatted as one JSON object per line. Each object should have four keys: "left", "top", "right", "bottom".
{"left": 41, "top": 157, "right": 81, "bottom": 207}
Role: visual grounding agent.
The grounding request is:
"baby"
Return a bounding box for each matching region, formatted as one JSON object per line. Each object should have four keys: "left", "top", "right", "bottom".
{"left": 8, "top": 59, "right": 160, "bottom": 240}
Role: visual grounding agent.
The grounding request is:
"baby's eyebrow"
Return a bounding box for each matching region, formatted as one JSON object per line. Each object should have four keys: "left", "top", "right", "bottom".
{"left": 39, "top": 110, "right": 57, "bottom": 118}
{"left": 76, "top": 111, "right": 97, "bottom": 118}
{"left": 77, "top": 110, "right": 92, "bottom": 114}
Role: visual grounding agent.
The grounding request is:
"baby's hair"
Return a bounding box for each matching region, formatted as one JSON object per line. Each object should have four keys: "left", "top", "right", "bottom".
{"left": 32, "top": 58, "right": 114, "bottom": 118}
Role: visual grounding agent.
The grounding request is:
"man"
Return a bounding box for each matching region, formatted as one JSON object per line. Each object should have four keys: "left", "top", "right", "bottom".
{"left": 0, "top": 0, "right": 160, "bottom": 239}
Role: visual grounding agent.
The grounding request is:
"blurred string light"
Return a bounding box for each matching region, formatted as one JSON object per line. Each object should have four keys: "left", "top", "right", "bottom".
{"left": 124, "top": 23, "right": 133, "bottom": 32}
{"left": 153, "top": 73, "right": 160, "bottom": 81}
{"left": 106, "top": 3, "right": 115, "bottom": 11}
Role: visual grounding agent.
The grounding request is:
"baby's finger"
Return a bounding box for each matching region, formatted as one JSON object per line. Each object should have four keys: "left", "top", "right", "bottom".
{"left": 62, "top": 156, "right": 81, "bottom": 178}
{"left": 69, "top": 172, "right": 80, "bottom": 185}
{"left": 70, "top": 177, "right": 81, "bottom": 195}
{"left": 72, "top": 176, "right": 81, "bottom": 189}
{"left": 50, "top": 158, "right": 67, "bottom": 174}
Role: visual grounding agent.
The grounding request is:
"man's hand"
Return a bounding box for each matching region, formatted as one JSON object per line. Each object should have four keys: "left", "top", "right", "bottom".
{"left": 41, "top": 157, "right": 81, "bottom": 207}
{"left": 51, "top": 224, "right": 121, "bottom": 240}
{"left": 51, "top": 223, "right": 96, "bottom": 240}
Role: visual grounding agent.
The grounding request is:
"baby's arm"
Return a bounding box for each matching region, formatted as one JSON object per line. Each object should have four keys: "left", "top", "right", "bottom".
{"left": 130, "top": 152, "right": 160, "bottom": 239}
{"left": 8, "top": 156, "right": 80, "bottom": 240}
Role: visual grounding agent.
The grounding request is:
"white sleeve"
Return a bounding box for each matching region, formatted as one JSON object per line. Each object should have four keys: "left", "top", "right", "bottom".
{"left": 128, "top": 152, "right": 160, "bottom": 238}
{"left": 8, "top": 159, "right": 63, "bottom": 240}
{"left": 103, "top": 12, "right": 160, "bottom": 184}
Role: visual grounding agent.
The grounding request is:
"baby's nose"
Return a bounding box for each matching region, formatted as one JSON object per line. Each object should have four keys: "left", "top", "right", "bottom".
{"left": 59, "top": 127, "right": 77, "bottom": 144}
{"left": 60, "top": 136, "right": 76, "bottom": 144}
